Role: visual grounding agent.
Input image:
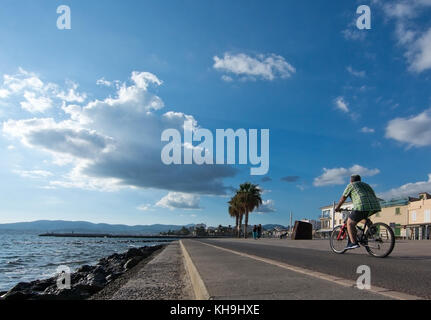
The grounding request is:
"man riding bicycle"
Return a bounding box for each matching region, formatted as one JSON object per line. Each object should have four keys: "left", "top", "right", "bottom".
{"left": 334, "top": 174, "right": 381, "bottom": 250}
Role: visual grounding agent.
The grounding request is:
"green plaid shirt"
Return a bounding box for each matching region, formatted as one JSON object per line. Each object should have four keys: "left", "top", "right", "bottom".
{"left": 343, "top": 182, "right": 381, "bottom": 214}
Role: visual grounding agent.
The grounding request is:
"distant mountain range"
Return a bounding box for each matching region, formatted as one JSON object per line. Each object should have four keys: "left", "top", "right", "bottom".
{"left": 0, "top": 220, "right": 194, "bottom": 235}
{"left": 0, "top": 220, "right": 287, "bottom": 235}
{"left": 261, "top": 224, "right": 287, "bottom": 230}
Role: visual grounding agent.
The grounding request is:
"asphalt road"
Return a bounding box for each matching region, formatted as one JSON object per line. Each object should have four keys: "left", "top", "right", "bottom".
{"left": 197, "top": 238, "right": 431, "bottom": 299}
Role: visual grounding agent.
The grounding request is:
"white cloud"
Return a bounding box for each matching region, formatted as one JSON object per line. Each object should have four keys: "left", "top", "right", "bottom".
{"left": 56, "top": 82, "right": 87, "bottom": 103}
{"left": 361, "top": 127, "right": 375, "bottom": 133}
{"left": 213, "top": 53, "right": 295, "bottom": 81}
{"left": 13, "top": 169, "right": 53, "bottom": 179}
{"left": 255, "top": 199, "right": 276, "bottom": 214}
{"left": 0, "top": 68, "right": 54, "bottom": 113}
{"left": 313, "top": 165, "right": 380, "bottom": 187}
{"left": 379, "top": 0, "right": 431, "bottom": 72}
{"left": 383, "top": 1, "right": 417, "bottom": 19}
{"left": 48, "top": 164, "right": 123, "bottom": 192}
{"left": 385, "top": 109, "right": 431, "bottom": 147}
{"left": 221, "top": 75, "right": 233, "bottom": 82}
{"left": 408, "top": 27, "right": 431, "bottom": 72}
{"left": 342, "top": 29, "right": 366, "bottom": 41}
{"left": 346, "top": 66, "right": 366, "bottom": 77}
{"left": 296, "top": 184, "right": 306, "bottom": 191}
{"left": 261, "top": 188, "right": 272, "bottom": 195}
{"left": 131, "top": 71, "right": 163, "bottom": 90}
{"left": 96, "top": 78, "right": 112, "bottom": 87}
{"left": 137, "top": 204, "right": 153, "bottom": 211}
{"left": 3, "top": 68, "right": 44, "bottom": 93}
{"left": 342, "top": 15, "right": 367, "bottom": 42}
{"left": 20, "top": 91, "right": 53, "bottom": 113}
{"left": 156, "top": 192, "right": 201, "bottom": 210}
{"left": 0, "top": 68, "right": 88, "bottom": 113}
{"left": 379, "top": 174, "right": 431, "bottom": 199}
{"left": 2, "top": 70, "right": 236, "bottom": 195}
{"left": 0, "top": 89, "right": 10, "bottom": 98}
{"left": 3, "top": 117, "right": 114, "bottom": 159}
{"left": 334, "top": 97, "right": 349, "bottom": 113}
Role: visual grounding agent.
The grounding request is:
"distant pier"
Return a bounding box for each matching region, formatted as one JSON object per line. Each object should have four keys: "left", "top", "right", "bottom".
{"left": 38, "top": 233, "right": 229, "bottom": 239}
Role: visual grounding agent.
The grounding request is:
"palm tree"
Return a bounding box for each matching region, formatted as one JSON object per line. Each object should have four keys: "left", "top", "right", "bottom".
{"left": 237, "top": 182, "right": 262, "bottom": 238}
{"left": 228, "top": 195, "right": 243, "bottom": 237}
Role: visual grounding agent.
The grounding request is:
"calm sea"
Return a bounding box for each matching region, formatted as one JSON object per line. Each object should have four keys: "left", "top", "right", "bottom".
{"left": 0, "top": 230, "right": 174, "bottom": 292}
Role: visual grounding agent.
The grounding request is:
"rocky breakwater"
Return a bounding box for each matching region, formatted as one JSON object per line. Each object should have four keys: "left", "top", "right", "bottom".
{"left": 1, "top": 245, "right": 163, "bottom": 300}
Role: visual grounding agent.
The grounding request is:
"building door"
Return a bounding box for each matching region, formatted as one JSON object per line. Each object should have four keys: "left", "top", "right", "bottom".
{"left": 394, "top": 224, "right": 401, "bottom": 237}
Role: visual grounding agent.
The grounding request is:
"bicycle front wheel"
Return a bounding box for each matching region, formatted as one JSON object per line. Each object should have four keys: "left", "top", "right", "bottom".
{"left": 330, "top": 225, "right": 348, "bottom": 254}
{"left": 364, "top": 223, "right": 395, "bottom": 258}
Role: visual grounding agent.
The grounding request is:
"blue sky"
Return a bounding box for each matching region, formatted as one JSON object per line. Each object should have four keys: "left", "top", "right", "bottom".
{"left": 0, "top": 0, "right": 431, "bottom": 227}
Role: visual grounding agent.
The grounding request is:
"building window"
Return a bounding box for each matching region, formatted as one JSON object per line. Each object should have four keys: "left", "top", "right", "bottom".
{"left": 425, "top": 210, "right": 431, "bottom": 223}
{"left": 411, "top": 211, "right": 417, "bottom": 222}
{"left": 395, "top": 207, "right": 401, "bottom": 215}
{"left": 322, "top": 210, "right": 330, "bottom": 218}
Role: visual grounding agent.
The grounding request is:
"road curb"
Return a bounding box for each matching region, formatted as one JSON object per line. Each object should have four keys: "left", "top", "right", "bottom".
{"left": 180, "top": 240, "right": 210, "bottom": 300}
{"left": 199, "top": 241, "right": 423, "bottom": 301}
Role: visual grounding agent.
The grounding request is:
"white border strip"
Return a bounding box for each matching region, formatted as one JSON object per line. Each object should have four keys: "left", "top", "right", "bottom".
{"left": 180, "top": 240, "right": 210, "bottom": 300}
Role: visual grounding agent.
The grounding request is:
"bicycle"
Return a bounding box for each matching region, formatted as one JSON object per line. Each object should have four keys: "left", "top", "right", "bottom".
{"left": 329, "top": 209, "right": 395, "bottom": 258}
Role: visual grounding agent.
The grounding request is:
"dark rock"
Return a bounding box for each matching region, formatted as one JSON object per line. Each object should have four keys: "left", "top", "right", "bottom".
{"left": 105, "top": 272, "right": 121, "bottom": 282}
{"left": 77, "top": 265, "right": 95, "bottom": 273}
{"left": 85, "top": 271, "right": 107, "bottom": 287}
{"left": 73, "top": 284, "right": 103, "bottom": 295}
{"left": 8, "top": 282, "right": 32, "bottom": 292}
{"left": 49, "top": 287, "right": 92, "bottom": 300}
{"left": 2, "top": 291, "right": 36, "bottom": 300}
{"left": 125, "top": 247, "right": 142, "bottom": 259}
{"left": 71, "top": 272, "right": 86, "bottom": 283}
{"left": 107, "top": 253, "right": 120, "bottom": 260}
{"left": 124, "top": 256, "right": 143, "bottom": 270}
{"left": 29, "top": 278, "right": 56, "bottom": 291}
{"left": 2, "top": 245, "right": 161, "bottom": 300}
{"left": 1, "top": 281, "right": 41, "bottom": 300}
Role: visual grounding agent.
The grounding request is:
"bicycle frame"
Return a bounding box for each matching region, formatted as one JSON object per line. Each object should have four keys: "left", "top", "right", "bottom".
{"left": 336, "top": 224, "right": 348, "bottom": 241}
{"left": 336, "top": 210, "right": 371, "bottom": 244}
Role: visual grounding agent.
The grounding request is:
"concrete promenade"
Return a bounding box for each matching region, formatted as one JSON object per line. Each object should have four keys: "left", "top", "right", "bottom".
{"left": 180, "top": 238, "right": 430, "bottom": 300}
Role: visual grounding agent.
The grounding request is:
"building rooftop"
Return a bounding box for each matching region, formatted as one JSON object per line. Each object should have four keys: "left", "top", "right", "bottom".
{"left": 380, "top": 198, "right": 409, "bottom": 208}
{"left": 320, "top": 201, "right": 352, "bottom": 210}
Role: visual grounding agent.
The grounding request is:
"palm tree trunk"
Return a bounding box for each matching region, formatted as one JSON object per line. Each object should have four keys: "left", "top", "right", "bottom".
{"left": 235, "top": 215, "right": 239, "bottom": 237}
{"left": 238, "top": 214, "right": 243, "bottom": 238}
{"left": 244, "top": 210, "right": 249, "bottom": 238}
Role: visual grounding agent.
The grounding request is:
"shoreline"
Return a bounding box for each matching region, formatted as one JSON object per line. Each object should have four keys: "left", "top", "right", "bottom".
{"left": 0, "top": 244, "right": 166, "bottom": 300}
{"left": 39, "top": 233, "right": 234, "bottom": 239}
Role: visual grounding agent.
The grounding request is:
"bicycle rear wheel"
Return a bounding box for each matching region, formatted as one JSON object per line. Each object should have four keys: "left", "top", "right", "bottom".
{"left": 364, "top": 223, "right": 395, "bottom": 258}
{"left": 330, "top": 225, "right": 348, "bottom": 254}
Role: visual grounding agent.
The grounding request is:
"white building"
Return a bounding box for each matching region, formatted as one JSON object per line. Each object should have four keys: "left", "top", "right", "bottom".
{"left": 317, "top": 201, "right": 353, "bottom": 237}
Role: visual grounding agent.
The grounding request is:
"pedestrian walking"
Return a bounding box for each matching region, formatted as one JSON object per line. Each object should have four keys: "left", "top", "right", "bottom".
{"left": 252, "top": 225, "right": 257, "bottom": 239}
{"left": 257, "top": 224, "right": 262, "bottom": 239}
